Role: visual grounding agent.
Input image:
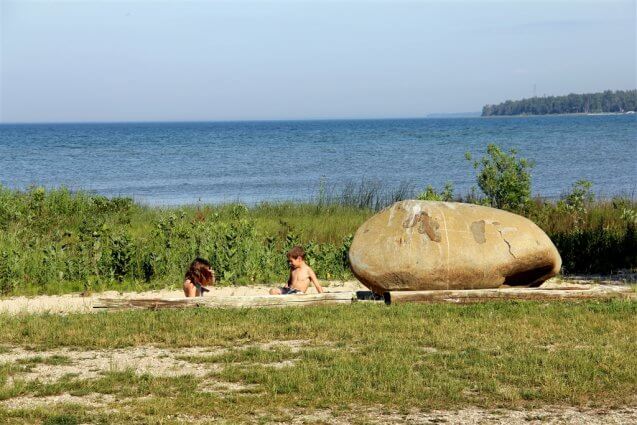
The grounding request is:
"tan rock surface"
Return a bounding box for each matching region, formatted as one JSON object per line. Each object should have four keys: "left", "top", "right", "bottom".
{"left": 349, "top": 200, "right": 561, "bottom": 293}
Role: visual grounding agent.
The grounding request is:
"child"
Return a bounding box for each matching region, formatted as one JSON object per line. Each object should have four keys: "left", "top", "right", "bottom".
{"left": 183, "top": 257, "right": 215, "bottom": 297}
{"left": 269, "top": 246, "right": 324, "bottom": 295}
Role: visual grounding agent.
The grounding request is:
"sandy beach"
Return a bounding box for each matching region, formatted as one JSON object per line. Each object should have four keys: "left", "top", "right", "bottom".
{"left": 0, "top": 280, "right": 368, "bottom": 316}
{"left": 2, "top": 276, "right": 633, "bottom": 316}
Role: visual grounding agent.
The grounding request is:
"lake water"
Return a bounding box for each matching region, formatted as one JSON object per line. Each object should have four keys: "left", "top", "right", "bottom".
{"left": 0, "top": 115, "right": 635, "bottom": 205}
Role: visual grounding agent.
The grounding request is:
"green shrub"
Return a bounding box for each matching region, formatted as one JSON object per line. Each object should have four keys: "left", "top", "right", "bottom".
{"left": 466, "top": 144, "right": 534, "bottom": 212}
{"left": 557, "top": 180, "right": 595, "bottom": 229}
{"left": 417, "top": 182, "right": 454, "bottom": 201}
{"left": 527, "top": 191, "right": 637, "bottom": 274}
{"left": 0, "top": 248, "right": 17, "bottom": 295}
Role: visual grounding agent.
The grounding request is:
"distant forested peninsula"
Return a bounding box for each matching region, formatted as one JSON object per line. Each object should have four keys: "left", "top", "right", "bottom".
{"left": 482, "top": 89, "right": 637, "bottom": 116}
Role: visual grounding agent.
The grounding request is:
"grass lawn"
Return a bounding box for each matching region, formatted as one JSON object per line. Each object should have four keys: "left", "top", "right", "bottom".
{"left": 0, "top": 300, "right": 635, "bottom": 424}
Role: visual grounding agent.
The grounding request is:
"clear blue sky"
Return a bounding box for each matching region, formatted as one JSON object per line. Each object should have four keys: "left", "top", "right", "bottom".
{"left": 1, "top": 0, "right": 635, "bottom": 123}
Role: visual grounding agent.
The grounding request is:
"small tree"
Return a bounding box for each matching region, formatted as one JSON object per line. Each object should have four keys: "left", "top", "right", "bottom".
{"left": 557, "top": 180, "right": 594, "bottom": 229}
{"left": 561, "top": 180, "right": 594, "bottom": 212}
{"left": 466, "top": 144, "right": 534, "bottom": 212}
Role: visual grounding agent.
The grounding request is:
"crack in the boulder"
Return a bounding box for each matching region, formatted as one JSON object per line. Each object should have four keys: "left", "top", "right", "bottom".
{"left": 496, "top": 228, "right": 517, "bottom": 259}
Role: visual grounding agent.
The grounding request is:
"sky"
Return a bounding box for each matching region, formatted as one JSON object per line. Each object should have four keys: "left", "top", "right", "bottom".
{"left": 0, "top": 0, "right": 635, "bottom": 123}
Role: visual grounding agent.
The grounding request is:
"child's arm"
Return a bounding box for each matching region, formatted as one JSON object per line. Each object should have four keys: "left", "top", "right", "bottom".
{"left": 183, "top": 279, "right": 196, "bottom": 297}
{"left": 308, "top": 268, "right": 324, "bottom": 293}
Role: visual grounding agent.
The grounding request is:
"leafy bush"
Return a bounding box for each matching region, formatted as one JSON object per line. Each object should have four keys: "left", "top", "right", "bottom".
{"left": 527, "top": 190, "right": 637, "bottom": 274}
{"left": 557, "top": 180, "right": 595, "bottom": 227}
{"left": 466, "top": 144, "right": 534, "bottom": 212}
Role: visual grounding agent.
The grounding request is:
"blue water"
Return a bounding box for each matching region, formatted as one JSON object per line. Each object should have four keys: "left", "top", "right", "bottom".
{"left": 0, "top": 115, "right": 635, "bottom": 205}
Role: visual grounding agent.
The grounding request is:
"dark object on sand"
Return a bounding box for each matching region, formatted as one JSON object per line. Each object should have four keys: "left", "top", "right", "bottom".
{"left": 193, "top": 281, "right": 210, "bottom": 297}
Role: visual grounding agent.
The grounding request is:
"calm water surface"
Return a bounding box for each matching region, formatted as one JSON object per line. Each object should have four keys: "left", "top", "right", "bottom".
{"left": 0, "top": 115, "right": 635, "bottom": 205}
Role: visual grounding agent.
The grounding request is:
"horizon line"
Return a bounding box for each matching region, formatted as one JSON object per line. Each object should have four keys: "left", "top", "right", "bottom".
{"left": 0, "top": 114, "right": 484, "bottom": 126}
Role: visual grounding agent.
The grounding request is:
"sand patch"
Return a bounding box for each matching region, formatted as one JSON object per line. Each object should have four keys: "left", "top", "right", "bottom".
{"left": 255, "top": 339, "right": 309, "bottom": 351}
{"left": 362, "top": 405, "right": 637, "bottom": 424}
{"left": 163, "top": 405, "right": 637, "bottom": 424}
{"left": 1, "top": 346, "right": 222, "bottom": 383}
{"left": 0, "top": 339, "right": 312, "bottom": 385}
{"left": 197, "top": 380, "right": 262, "bottom": 396}
{"left": 0, "top": 277, "right": 631, "bottom": 316}
{"left": 0, "top": 281, "right": 367, "bottom": 316}
{"left": 1, "top": 392, "right": 115, "bottom": 410}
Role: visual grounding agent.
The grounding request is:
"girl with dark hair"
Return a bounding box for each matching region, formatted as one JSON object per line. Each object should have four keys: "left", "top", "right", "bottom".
{"left": 183, "top": 257, "right": 215, "bottom": 297}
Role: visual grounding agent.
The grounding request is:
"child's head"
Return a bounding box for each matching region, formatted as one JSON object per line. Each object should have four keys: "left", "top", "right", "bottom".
{"left": 185, "top": 257, "right": 215, "bottom": 286}
{"left": 287, "top": 246, "right": 305, "bottom": 268}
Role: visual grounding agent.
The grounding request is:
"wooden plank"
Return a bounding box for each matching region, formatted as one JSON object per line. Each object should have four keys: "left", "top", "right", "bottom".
{"left": 93, "top": 285, "right": 635, "bottom": 310}
{"left": 383, "top": 285, "right": 635, "bottom": 305}
{"left": 94, "top": 292, "right": 357, "bottom": 310}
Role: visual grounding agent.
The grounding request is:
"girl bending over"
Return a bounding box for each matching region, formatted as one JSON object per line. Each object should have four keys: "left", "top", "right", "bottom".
{"left": 183, "top": 257, "right": 215, "bottom": 297}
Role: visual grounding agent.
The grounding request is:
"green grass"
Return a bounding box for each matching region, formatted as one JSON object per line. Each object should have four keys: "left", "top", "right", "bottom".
{"left": 178, "top": 346, "right": 299, "bottom": 365}
{"left": 0, "top": 301, "right": 635, "bottom": 423}
{"left": 0, "top": 187, "right": 368, "bottom": 296}
{"left": 1, "top": 185, "right": 635, "bottom": 296}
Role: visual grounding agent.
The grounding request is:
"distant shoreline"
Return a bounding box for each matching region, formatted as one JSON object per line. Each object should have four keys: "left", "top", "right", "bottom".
{"left": 481, "top": 89, "right": 637, "bottom": 117}
{"left": 481, "top": 111, "right": 636, "bottom": 118}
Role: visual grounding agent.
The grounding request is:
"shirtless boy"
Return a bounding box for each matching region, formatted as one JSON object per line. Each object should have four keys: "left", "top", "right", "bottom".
{"left": 269, "top": 246, "right": 324, "bottom": 295}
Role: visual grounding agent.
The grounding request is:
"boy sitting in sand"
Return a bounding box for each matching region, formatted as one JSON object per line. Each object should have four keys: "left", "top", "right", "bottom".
{"left": 270, "top": 246, "right": 324, "bottom": 295}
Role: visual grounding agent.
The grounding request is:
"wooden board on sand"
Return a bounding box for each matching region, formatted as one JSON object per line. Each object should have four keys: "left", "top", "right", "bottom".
{"left": 94, "top": 292, "right": 356, "bottom": 310}
{"left": 93, "top": 284, "right": 634, "bottom": 310}
{"left": 383, "top": 284, "right": 635, "bottom": 305}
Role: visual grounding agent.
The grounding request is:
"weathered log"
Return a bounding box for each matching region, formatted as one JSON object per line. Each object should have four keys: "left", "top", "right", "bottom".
{"left": 383, "top": 285, "right": 635, "bottom": 305}
{"left": 94, "top": 292, "right": 357, "bottom": 310}
{"left": 93, "top": 286, "right": 634, "bottom": 310}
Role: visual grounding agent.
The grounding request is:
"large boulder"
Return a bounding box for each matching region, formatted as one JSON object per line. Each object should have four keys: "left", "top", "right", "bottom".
{"left": 349, "top": 200, "right": 561, "bottom": 293}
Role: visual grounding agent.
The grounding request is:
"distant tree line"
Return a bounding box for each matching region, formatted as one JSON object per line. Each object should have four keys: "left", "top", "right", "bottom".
{"left": 482, "top": 89, "right": 637, "bottom": 116}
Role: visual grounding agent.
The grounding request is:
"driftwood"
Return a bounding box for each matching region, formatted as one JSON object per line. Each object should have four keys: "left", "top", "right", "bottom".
{"left": 94, "top": 292, "right": 356, "bottom": 310}
{"left": 93, "top": 285, "right": 635, "bottom": 311}
{"left": 383, "top": 285, "right": 635, "bottom": 305}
